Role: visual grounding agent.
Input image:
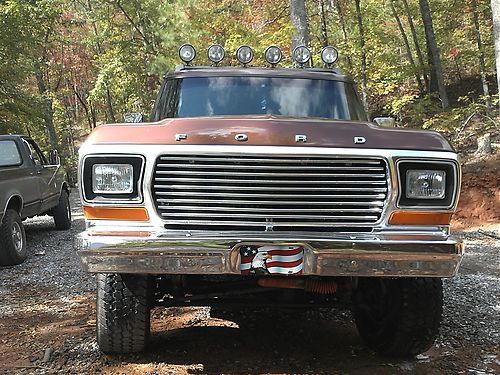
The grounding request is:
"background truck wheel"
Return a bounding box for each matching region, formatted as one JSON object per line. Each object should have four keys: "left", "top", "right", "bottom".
{"left": 52, "top": 190, "right": 71, "bottom": 230}
{"left": 0, "top": 209, "right": 27, "bottom": 266}
{"left": 352, "top": 277, "right": 443, "bottom": 358}
{"left": 96, "top": 273, "right": 151, "bottom": 354}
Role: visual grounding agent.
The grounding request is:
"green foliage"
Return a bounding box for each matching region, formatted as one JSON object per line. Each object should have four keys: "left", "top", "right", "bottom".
{"left": 422, "top": 95, "right": 496, "bottom": 131}
{"left": 0, "top": 1, "right": 41, "bottom": 133}
{"left": 0, "top": 0, "right": 497, "bottom": 156}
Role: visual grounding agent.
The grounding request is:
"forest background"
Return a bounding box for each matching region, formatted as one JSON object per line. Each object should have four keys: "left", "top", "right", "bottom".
{"left": 0, "top": 0, "right": 499, "bottom": 173}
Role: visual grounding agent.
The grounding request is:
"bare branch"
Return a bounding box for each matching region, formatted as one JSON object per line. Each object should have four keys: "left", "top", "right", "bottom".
{"left": 113, "top": 0, "right": 156, "bottom": 54}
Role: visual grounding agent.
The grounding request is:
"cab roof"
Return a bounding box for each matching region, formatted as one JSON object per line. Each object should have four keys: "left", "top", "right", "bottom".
{"left": 165, "top": 66, "right": 353, "bottom": 83}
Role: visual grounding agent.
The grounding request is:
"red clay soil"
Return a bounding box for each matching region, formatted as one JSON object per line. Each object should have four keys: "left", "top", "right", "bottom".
{"left": 452, "top": 154, "right": 500, "bottom": 230}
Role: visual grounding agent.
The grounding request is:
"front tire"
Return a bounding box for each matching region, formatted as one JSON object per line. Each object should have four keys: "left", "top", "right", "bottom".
{"left": 96, "top": 273, "right": 151, "bottom": 353}
{"left": 352, "top": 277, "right": 443, "bottom": 357}
{"left": 52, "top": 190, "right": 71, "bottom": 230}
{"left": 0, "top": 209, "right": 27, "bottom": 266}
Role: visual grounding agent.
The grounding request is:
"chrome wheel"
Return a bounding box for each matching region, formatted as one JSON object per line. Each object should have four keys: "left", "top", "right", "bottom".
{"left": 12, "top": 221, "right": 23, "bottom": 253}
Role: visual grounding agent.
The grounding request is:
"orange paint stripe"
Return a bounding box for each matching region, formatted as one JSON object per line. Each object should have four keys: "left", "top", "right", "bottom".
{"left": 389, "top": 211, "right": 452, "bottom": 225}
{"left": 83, "top": 206, "right": 149, "bottom": 221}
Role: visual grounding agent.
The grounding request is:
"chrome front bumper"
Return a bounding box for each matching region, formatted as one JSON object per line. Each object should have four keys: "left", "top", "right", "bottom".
{"left": 75, "top": 229, "right": 464, "bottom": 277}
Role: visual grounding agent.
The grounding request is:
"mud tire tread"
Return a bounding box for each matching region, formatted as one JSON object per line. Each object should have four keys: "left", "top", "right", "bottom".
{"left": 52, "top": 190, "right": 71, "bottom": 230}
{"left": 353, "top": 277, "right": 443, "bottom": 358}
{"left": 96, "top": 273, "right": 150, "bottom": 353}
{"left": 0, "top": 209, "right": 27, "bottom": 266}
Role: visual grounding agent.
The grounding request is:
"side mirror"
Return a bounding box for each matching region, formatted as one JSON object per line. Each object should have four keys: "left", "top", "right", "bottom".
{"left": 373, "top": 117, "right": 396, "bottom": 127}
{"left": 48, "top": 150, "right": 60, "bottom": 165}
{"left": 123, "top": 113, "right": 144, "bottom": 123}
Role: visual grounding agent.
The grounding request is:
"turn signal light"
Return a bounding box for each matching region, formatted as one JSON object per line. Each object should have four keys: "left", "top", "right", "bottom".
{"left": 389, "top": 211, "right": 452, "bottom": 225}
{"left": 83, "top": 206, "right": 149, "bottom": 221}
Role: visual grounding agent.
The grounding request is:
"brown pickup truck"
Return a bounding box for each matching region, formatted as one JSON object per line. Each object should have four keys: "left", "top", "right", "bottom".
{"left": 75, "top": 45, "right": 463, "bottom": 357}
{"left": 0, "top": 135, "right": 71, "bottom": 265}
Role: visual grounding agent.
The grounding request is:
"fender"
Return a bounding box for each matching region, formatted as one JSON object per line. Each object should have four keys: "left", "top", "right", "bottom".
{"left": 0, "top": 194, "right": 23, "bottom": 223}
{"left": 56, "top": 182, "right": 71, "bottom": 202}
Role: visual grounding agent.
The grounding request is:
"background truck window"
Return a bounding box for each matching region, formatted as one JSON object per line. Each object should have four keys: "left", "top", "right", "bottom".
{"left": 0, "top": 140, "right": 22, "bottom": 167}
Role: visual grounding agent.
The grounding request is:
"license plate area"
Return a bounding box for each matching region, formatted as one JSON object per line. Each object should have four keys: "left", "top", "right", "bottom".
{"left": 238, "top": 244, "right": 304, "bottom": 275}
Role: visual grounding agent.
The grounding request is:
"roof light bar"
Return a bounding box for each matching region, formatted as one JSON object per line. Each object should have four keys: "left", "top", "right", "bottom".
{"left": 207, "top": 44, "right": 225, "bottom": 65}
{"left": 292, "top": 45, "right": 311, "bottom": 67}
{"left": 179, "top": 44, "right": 196, "bottom": 65}
{"left": 236, "top": 45, "right": 254, "bottom": 66}
{"left": 264, "top": 45, "right": 282, "bottom": 67}
{"left": 321, "top": 46, "right": 339, "bottom": 66}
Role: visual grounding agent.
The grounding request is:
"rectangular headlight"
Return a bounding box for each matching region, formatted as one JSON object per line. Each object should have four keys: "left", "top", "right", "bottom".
{"left": 92, "top": 164, "right": 133, "bottom": 194}
{"left": 406, "top": 170, "right": 446, "bottom": 199}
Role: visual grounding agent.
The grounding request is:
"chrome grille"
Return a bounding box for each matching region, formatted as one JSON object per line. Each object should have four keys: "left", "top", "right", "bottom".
{"left": 152, "top": 154, "right": 389, "bottom": 232}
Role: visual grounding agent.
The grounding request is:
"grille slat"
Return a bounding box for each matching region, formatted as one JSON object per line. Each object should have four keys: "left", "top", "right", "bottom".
{"left": 157, "top": 205, "right": 383, "bottom": 213}
{"left": 155, "top": 185, "right": 388, "bottom": 192}
{"left": 152, "top": 154, "right": 389, "bottom": 232}
{"left": 155, "top": 177, "right": 386, "bottom": 185}
{"left": 156, "top": 170, "right": 386, "bottom": 178}
{"left": 159, "top": 156, "right": 382, "bottom": 165}
{"left": 161, "top": 220, "right": 377, "bottom": 227}
{"left": 157, "top": 163, "right": 385, "bottom": 171}
{"left": 157, "top": 198, "right": 385, "bottom": 206}
{"left": 160, "top": 212, "right": 380, "bottom": 220}
{"left": 155, "top": 191, "right": 387, "bottom": 199}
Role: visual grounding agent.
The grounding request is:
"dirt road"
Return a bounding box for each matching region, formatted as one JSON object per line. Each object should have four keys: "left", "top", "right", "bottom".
{"left": 0, "top": 194, "right": 499, "bottom": 374}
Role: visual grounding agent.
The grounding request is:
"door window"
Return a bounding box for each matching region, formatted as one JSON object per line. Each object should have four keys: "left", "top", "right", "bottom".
{"left": 0, "top": 140, "right": 22, "bottom": 167}
{"left": 23, "top": 139, "right": 46, "bottom": 166}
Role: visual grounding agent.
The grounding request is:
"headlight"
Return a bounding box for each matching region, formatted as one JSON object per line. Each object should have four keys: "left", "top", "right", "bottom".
{"left": 292, "top": 45, "right": 311, "bottom": 65}
{"left": 207, "top": 44, "right": 225, "bottom": 64}
{"left": 406, "top": 170, "right": 446, "bottom": 199}
{"left": 397, "top": 160, "right": 458, "bottom": 209}
{"left": 178, "top": 43, "right": 196, "bottom": 64}
{"left": 82, "top": 155, "right": 144, "bottom": 203}
{"left": 264, "top": 45, "right": 282, "bottom": 66}
{"left": 236, "top": 45, "right": 254, "bottom": 65}
{"left": 92, "top": 164, "right": 133, "bottom": 194}
{"left": 321, "top": 45, "right": 339, "bottom": 65}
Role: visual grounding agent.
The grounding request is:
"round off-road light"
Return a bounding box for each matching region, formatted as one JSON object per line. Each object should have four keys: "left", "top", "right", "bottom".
{"left": 179, "top": 44, "right": 196, "bottom": 64}
{"left": 236, "top": 45, "right": 254, "bottom": 65}
{"left": 292, "top": 45, "right": 311, "bottom": 66}
{"left": 207, "top": 44, "right": 225, "bottom": 64}
{"left": 264, "top": 45, "right": 282, "bottom": 66}
{"left": 321, "top": 46, "right": 339, "bottom": 65}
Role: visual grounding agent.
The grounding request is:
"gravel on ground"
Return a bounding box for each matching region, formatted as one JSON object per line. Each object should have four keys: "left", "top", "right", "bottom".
{"left": 0, "top": 194, "right": 498, "bottom": 374}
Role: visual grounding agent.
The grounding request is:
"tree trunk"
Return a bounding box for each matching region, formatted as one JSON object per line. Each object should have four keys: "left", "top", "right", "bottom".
{"left": 35, "top": 71, "right": 58, "bottom": 151}
{"left": 105, "top": 87, "right": 116, "bottom": 123}
{"left": 73, "top": 84, "right": 95, "bottom": 131}
{"left": 290, "top": 0, "right": 310, "bottom": 49}
{"left": 419, "top": 0, "right": 449, "bottom": 109}
{"left": 471, "top": 0, "right": 492, "bottom": 112}
{"left": 333, "top": 0, "right": 353, "bottom": 72}
{"left": 401, "top": 0, "right": 429, "bottom": 90}
{"left": 319, "top": 0, "right": 329, "bottom": 47}
{"left": 34, "top": 31, "right": 58, "bottom": 152}
{"left": 424, "top": 32, "right": 439, "bottom": 92}
{"left": 87, "top": 0, "right": 116, "bottom": 123}
{"left": 390, "top": 0, "right": 424, "bottom": 93}
{"left": 90, "top": 101, "right": 97, "bottom": 129}
{"left": 355, "top": 0, "right": 368, "bottom": 112}
{"left": 492, "top": 0, "right": 500, "bottom": 108}
{"left": 476, "top": 133, "right": 492, "bottom": 155}
{"left": 454, "top": 56, "right": 463, "bottom": 81}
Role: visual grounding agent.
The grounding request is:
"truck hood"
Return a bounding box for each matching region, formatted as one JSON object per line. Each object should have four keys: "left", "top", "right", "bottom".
{"left": 84, "top": 116, "right": 455, "bottom": 152}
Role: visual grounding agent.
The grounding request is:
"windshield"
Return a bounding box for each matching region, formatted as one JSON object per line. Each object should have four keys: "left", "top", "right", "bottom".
{"left": 152, "top": 76, "right": 367, "bottom": 121}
